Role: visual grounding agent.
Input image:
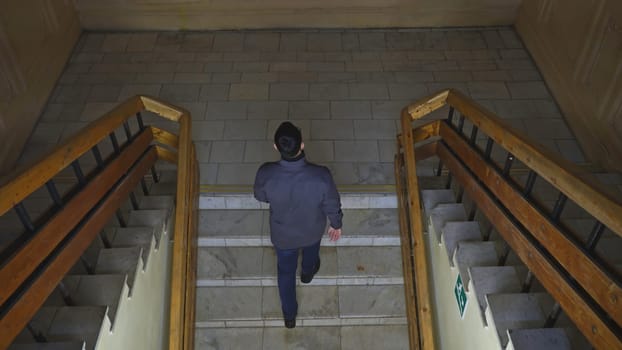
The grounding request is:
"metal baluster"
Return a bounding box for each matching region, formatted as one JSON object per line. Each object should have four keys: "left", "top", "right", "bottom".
{"left": 586, "top": 221, "right": 605, "bottom": 252}
{"left": 551, "top": 193, "right": 568, "bottom": 221}
{"left": 543, "top": 303, "right": 562, "bottom": 328}
{"left": 26, "top": 323, "right": 47, "bottom": 342}
{"left": 136, "top": 112, "right": 145, "bottom": 131}
{"left": 57, "top": 281, "right": 75, "bottom": 306}
{"left": 140, "top": 178, "right": 150, "bottom": 196}
{"left": 447, "top": 106, "right": 455, "bottom": 124}
{"left": 469, "top": 125, "right": 478, "bottom": 145}
{"left": 523, "top": 170, "right": 538, "bottom": 196}
{"left": 110, "top": 132, "right": 120, "bottom": 154}
{"left": 502, "top": 153, "right": 514, "bottom": 176}
{"left": 129, "top": 192, "right": 140, "bottom": 210}
{"left": 456, "top": 187, "right": 464, "bottom": 203}
{"left": 116, "top": 210, "right": 127, "bottom": 228}
{"left": 71, "top": 160, "right": 86, "bottom": 187}
{"left": 80, "top": 256, "right": 95, "bottom": 274}
{"left": 14, "top": 203, "right": 35, "bottom": 233}
{"left": 45, "top": 180, "right": 63, "bottom": 208}
{"left": 150, "top": 166, "right": 160, "bottom": 183}
{"left": 92, "top": 145, "right": 104, "bottom": 170}
{"left": 123, "top": 120, "right": 132, "bottom": 142}
{"left": 435, "top": 161, "right": 444, "bottom": 177}
{"left": 498, "top": 244, "right": 511, "bottom": 266}
{"left": 445, "top": 173, "right": 453, "bottom": 190}
{"left": 457, "top": 115, "right": 465, "bottom": 133}
{"left": 484, "top": 137, "right": 494, "bottom": 160}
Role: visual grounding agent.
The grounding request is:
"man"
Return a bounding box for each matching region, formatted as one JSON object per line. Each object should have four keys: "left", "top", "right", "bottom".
{"left": 254, "top": 121, "right": 343, "bottom": 329}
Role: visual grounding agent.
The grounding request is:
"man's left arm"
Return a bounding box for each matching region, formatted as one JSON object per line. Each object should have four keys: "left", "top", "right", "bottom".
{"left": 253, "top": 165, "right": 268, "bottom": 203}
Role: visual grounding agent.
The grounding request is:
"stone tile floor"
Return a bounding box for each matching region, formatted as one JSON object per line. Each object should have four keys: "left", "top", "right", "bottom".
{"left": 19, "top": 27, "right": 588, "bottom": 185}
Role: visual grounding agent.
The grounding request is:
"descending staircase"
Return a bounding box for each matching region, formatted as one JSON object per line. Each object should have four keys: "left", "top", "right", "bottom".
{"left": 7, "top": 171, "right": 177, "bottom": 350}
{"left": 194, "top": 193, "right": 410, "bottom": 349}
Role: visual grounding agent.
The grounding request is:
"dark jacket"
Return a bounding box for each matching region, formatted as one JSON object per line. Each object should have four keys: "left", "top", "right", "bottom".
{"left": 253, "top": 155, "right": 343, "bottom": 249}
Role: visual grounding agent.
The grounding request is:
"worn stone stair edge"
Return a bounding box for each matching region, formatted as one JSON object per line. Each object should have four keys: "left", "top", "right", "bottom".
{"left": 199, "top": 193, "right": 398, "bottom": 210}
{"left": 197, "top": 276, "right": 404, "bottom": 287}
{"left": 200, "top": 184, "right": 397, "bottom": 193}
{"left": 198, "top": 236, "right": 401, "bottom": 247}
{"left": 196, "top": 316, "right": 408, "bottom": 329}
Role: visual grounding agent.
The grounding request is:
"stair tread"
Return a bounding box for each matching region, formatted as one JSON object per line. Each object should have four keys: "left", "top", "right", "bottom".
{"left": 63, "top": 274, "right": 126, "bottom": 323}
{"left": 429, "top": 204, "right": 467, "bottom": 241}
{"left": 506, "top": 328, "right": 571, "bottom": 350}
{"left": 486, "top": 293, "right": 552, "bottom": 347}
{"left": 453, "top": 241, "right": 498, "bottom": 291}
{"left": 469, "top": 266, "right": 521, "bottom": 326}
{"left": 441, "top": 221, "right": 482, "bottom": 266}
{"left": 421, "top": 189, "right": 455, "bottom": 213}
{"left": 138, "top": 195, "right": 174, "bottom": 210}
{"left": 95, "top": 247, "right": 142, "bottom": 289}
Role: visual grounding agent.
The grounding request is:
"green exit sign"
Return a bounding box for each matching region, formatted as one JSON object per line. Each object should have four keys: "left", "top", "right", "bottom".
{"left": 454, "top": 274, "right": 468, "bottom": 319}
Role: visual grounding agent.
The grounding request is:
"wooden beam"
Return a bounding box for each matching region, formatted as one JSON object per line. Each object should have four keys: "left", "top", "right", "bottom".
{"left": 436, "top": 141, "right": 622, "bottom": 350}
{"left": 155, "top": 145, "right": 178, "bottom": 164}
{"left": 406, "top": 90, "right": 449, "bottom": 120}
{"left": 183, "top": 145, "right": 199, "bottom": 350}
{"left": 151, "top": 125, "right": 179, "bottom": 149}
{"left": 445, "top": 89, "right": 622, "bottom": 238}
{"left": 0, "top": 129, "right": 153, "bottom": 306}
{"left": 0, "top": 148, "right": 158, "bottom": 349}
{"left": 395, "top": 151, "right": 421, "bottom": 350}
{"left": 400, "top": 109, "right": 436, "bottom": 350}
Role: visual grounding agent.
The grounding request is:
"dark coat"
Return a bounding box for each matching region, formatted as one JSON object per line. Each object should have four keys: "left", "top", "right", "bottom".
{"left": 254, "top": 156, "right": 343, "bottom": 249}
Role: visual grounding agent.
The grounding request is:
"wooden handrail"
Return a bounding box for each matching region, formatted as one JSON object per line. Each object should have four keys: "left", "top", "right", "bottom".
{"left": 0, "top": 95, "right": 198, "bottom": 350}
{"left": 397, "top": 88, "right": 622, "bottom": 349}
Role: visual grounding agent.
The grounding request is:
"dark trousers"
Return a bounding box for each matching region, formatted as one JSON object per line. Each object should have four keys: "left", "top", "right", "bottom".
{"left": 274, "top": 240, "right": 321, "bottom": 320}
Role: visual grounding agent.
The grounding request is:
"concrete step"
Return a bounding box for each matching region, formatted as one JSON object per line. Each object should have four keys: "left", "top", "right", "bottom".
{"left": 199, "top": 193, "right": 398, "bottom": 210}
{"left": 196, "top": 284, "right": 405, "bottom": 322}
{"left": 506, "top": 328, "right": 571, "bottom": 350}
{"left": 441, "top": 221, "right": 483, "bottom": 266}
{"left": 195, "top": 324, "right": 409, "bottom": 349}
{"left": 105, "top": 226, "right": 155, "bottom": 264}
{"left": 198, "top": 246, "right": 403, "bottom": 281}
{"left": 14, "top": 306, "right": 106, "bottom": 350}
{"left": 486, "top": 293, "right": 554, "bottom": 347}
{"left": 94, "top": 247, "right": 142, "bottom": 292}
{"left": 429, "top": 204, "right": 467, "bottom": 242}
{"left": 127, "top": 209, "right": 170, "bottom": 240}
{"left": 421, "top": 189, "right": 455, "bottom": 213}
{"left": 9, "top": 342, "right": 86, "bottom": 350}
{"left": 469, "top": 266, "right": 521, "bottom": 326}
{"left": 452, "top": 241, "right": 499, "bottom": 291}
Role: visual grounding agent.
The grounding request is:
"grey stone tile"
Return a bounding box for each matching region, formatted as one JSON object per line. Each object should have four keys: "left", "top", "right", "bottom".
{"left": 180, "top": 33, "right": 214, "bottom": 52}
{"left": 195, "top": 141, "right": 212, "bottom": 163}
{"left": 261, "top": 247, "right": 338, "bottom": 277}
{"left": 509, "top": 69, "right": 542, "bottom": 81}
{"left": 342, "top": 32, "right": 360, "bottom": 50}
{"left": 309, "top": 83, "right": 349, "bottom": 100}
{"left": 337, "top": 246, "right": 402, "bottom": 276}
{"left": 525, "top": 119, "right": 574, "bottom": 140}
{"left": 278, "top": 72, "right": 317, "bottom": 83}
{"left": 352, "top": 52, "right": 381, "bottom": 61}
{"left": 483, "top": 30, "right": 505, "bottom": 48}
{"left": 87, "top": 84, "right": 122, "bottom": 102}
{"left": 270, "top": 62, "right": 306, "bottom": 72}
{"left": 156, "top": 52, "right": 195, "bottom": 62}
{"left": 394, "top": 71, "right": 435, "bottom": 83}
{"left": 244, "top": 32, "right": 280, "bottom": 51}
{"left": 210, "top": 141, "right": 246, "bottom": 163}
{"left": 280, "top": 33, "right": 307, "bottom": 51}
{"left": 54, "top": 86, "right": 90, "bottom": 103}
{"left": 79, "top": 33, "right": 105, "bottom": 52}
{"left": 346, "top": 62, "right": 384, "bottom": 72}
{"left": 80, "top": 102, "right": 117, "bottom": 121}
{"left": 445, "top": 49, "right": 499, "bottom": 60}
{"left": 341, "top": 325, "right": 409, "bottom": 350}
{"left": 317, "top": 72, "right": 357, "bottom": 83}
{"left": 247, "top": 101, "right": 289, "bottom": 120}
{"left": 359, "top": 32, "right": 386, "bottom": 50}
{"left": 324, "top": 162, "right": 359, "bottom": 184}
{"left": 270, "top": 83, "right": 309, "bottom": 100}
{"left": 199, "top": 84, "right": 230, "bottom": 101}
{"left": 197, "top": 247, "right": 264, "bottom": 279}
{"left": 102, "top": 33, "right": 130, "bottom": 52}
{"left": 289, "top": 101, "right": 330, "bottom": 119}
{"left": 426, "top": 82, "right": 469, "bottom": 95}
{"left": 496, "top": 59, "right": 536, "bottom": 70}
{"left": 28, "top": 122, "right": 64, "bottom": 144}
{"left": 311, "top": 120, "right": 354, "bottom": 140}
{"left": 134, "top": 72, "right": 174, "bottom": 84}
{"left": 307, "top": 33, "right": 342, "bottom": 51}
{"left": 244, "top": 141, "right": 279, "bottom": 162}
{"left": 206, "top": 101, "right": 247, "bottom": 120}
{"left": 386, "top": 32, "right": 419, "bottom": 50}
{"left": 263, "top": 327, "right": 340, "bottom": 350}
{"left": 229, "top": 83, "right": 270, "bottom": 100}
{"left": 472, "top": 70, "right": 511, "bottom": 81}
{"left": 507, "top": 81, "right": 551, "bottom": 99}
{"left": 356, "top": 162, "right": 396, "bottom": 184}
{"left": 242, "top": 72, "right": 280, "bottom": 83}
{"left": 378, "top": 140, "right": 396, "bottom": 162}
{"left": 371, "top": 100, "right": 410, "bottom": 120}
{"left": 446, "top": 31, "right": 486, "bottom": 50}
{"left": 556, "top": 139, "right": 586, "bottom": 163}
{"left": 261, "top": 52, "right": 297, "bottom": 62}
{"left": 307, "top": 62, "right": 345, "bottom": 72}
{"left": 90, "top": 63, "right": 147, "bottom": 73}
{"left": 233, "top": 62, "right": 270, "bottom": 73}
{"left": 380, "top": 51, "right": 409, "bottom": 62}
{"left": 196, "top": 287, "right": 262, "bottom": 320}
{"left": 356, "top": 72, "right": 396, "bottom": 83}
{"left": 212, "top": 32, "right": 244, "bottom": 52}
{"left": 342, "top": 208, "right": 399, "bottom": 235}
{"left": 499, "top": 29, "right": 523, "bottom": 49}
{"left": 211, "top": 72, "right": 242, "bottom": 83}
{"left": 159, "top": 84, "right": 201, "bottom": 102}
{"left": 533, "top": 100, "right": 562, "bottom": 118}
{"left": 387, "top": 83, "right": 428, "bottom": 100}
{"left": 198, "top": 209, "right": 263, "bottom": 236}
{"left": 459, "top": 60, "right": 498, "bottom": 71}
{"left": 330, "top": 101, "right": 371, "bottom": 119}
{"left": 297, "top": 52, "right": 324, "bottom": 61}
{"left": 192, "top": 121, "right": 225, "bottom": 141}
{"left": 224, "top": 52, "right": 262, "bottom": 62}
{"left": 434, "top": 71, "right": 473, "bottom": 82}
{"left": 354, "top": 120, "right": 397, "bottom": 140}
{"left": 217, "top": 163, "right": 262, "bottom": 184}
{"left": 339, "top": 285, "right": 405, "bottom": 316}
{"left": 304, "top": 141, "right": 335, "bottom": 162}
{"left": 173, "top": 73, "right": 211, "bottom": 84}
{"left": 146, "top": 62, "right": 176, "bottom": 72}
{"left": 195, "top": 328, "right": 262, "bottom": 350}
{"left": 467, "top": 81, "right": 509, "bottom": 99}
{"left": 334, "top": 141, "right": 379, "bottom": 162}
{"left": 262, "top": 286, "right": 339, "bottom": 318}
{"left": 71, "top": 52, "right": 103, "bottom": 64}
{"left": 492, "top": 99, "right": 538, "bottom": 119}
{"left": 349, "top": 83, "right": 389, "bottom": 100}
{"left": 204, "top": 62, "right": 233, "bottom": 73}
{"left": 224, "top": 120, "right": 267, "bottom": 140}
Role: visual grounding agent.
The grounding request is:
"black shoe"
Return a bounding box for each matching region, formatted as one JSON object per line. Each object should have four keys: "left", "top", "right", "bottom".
{"left": 284, "top": 319, "right": 296, "bottom": 328}
{"left": 301, "top": 259, "right": 321, "bottom": 284}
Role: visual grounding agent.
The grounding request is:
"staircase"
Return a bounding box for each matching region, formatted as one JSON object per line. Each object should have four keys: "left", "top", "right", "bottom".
{"left": 6, "top": 170, "right": 176, "bottom": 350}
{"left": 194, "top": 192, "right": 409, "bottom": 349}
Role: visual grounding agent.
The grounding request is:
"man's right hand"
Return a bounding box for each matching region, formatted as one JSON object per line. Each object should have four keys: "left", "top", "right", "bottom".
{"left": 328, "top": 227, "right": 342, "bottom": 241}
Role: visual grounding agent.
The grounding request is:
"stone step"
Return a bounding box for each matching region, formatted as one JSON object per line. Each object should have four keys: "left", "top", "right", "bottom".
{"left": 43, "top": 274, "right": 127, "bottom": 325}
{"left": 452, "top": 241, "right": 499, "bottom": 291}
{"left": 196, "top": 284, "right": 405, "bottom": 322}
{"left": 421, "top": 189, "right": 455, "bottom": 213}
{"left": 505, "top": 328, "right": 571, "bottom": 350}
{"left": 198, "top": 246, "right": 402, "bottom": 281}
{"left": 195, "top": 324, "right": 409, "bottom": 349}
{"left": 594, "top": 237, "right": 622, "bottom": 264}
{"left": 428, "top": 203, "right": 467, "bottom": 242}
{"left": 127, "top": 209, "right": 170, "bottom": 238}
{"left": 14, "top": 306, "right": 106, "bottom": 350}
{"left": 199, "top": 193, "right": 398, "bottom": 210}
{"left": 198, "top": 208, "right": 400, "bottom": 238}
{"left": 441, "top": 221, "right": 483, "bottom": 266}
{"left": 9, "top": 342, "right": 86, "bottom": 350}
{"left": 485, "top": 293, "right": 554, "bottom": 347}
{"left": 105, "top": 226, "right": 156, "bottom": 264}
{"left": 94, "top": 247, "right": 143, "bottom": 292}
{"left": 468, "top": 266, "right": 521, "bottom": 326}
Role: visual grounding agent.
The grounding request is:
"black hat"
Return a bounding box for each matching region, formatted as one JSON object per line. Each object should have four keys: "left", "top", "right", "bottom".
{"left": 274, "top": 122, "right": 302, "bottom": 159}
